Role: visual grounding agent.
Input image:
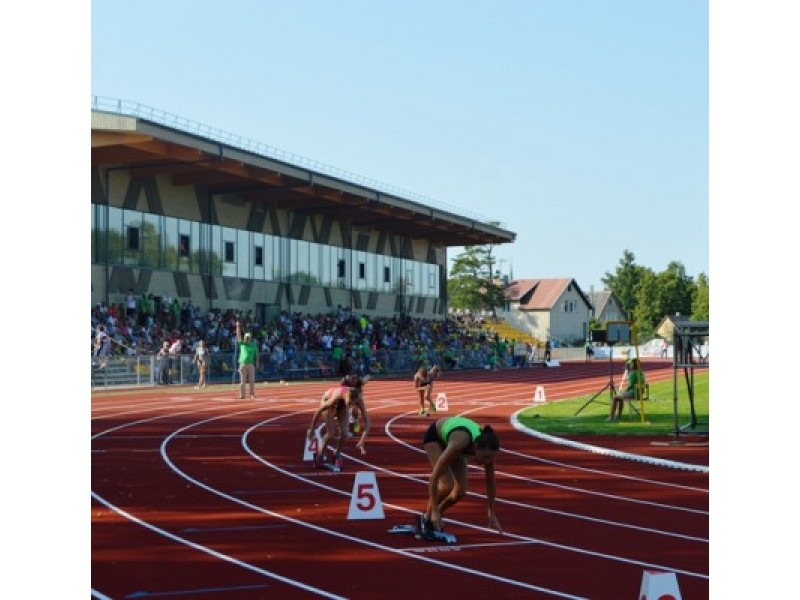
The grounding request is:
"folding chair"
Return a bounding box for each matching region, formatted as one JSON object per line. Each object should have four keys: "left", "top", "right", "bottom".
{"left": 626, "top": 383, "right": 650, "bottom": 419}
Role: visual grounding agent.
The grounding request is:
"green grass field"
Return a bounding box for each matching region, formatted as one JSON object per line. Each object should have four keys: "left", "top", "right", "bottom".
{"left": 517, "top": 369, "right": 709, "bottom": 435}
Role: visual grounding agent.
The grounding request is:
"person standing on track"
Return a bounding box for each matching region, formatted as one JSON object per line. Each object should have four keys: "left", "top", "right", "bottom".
{"left": 419, "top": 416, "right": 502, "bottom": 539}
{"left": 235, "top": 321, "right": 259, "bottom": 400}
{"left": 193, "top": 339, "right": 208, "bottom": 389}
{"left": 413, "top": 365, "right": 440, "bottom": 415}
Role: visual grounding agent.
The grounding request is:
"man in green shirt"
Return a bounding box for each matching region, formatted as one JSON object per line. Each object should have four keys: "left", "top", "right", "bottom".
{"left": 236, "top": 321, "right": 259, "bottom": 400}
{"left": 608, "top": 358, "right": 646, "bottom": 421}
{"left": 331, "top": 343, "right": 344, "bottom": 376}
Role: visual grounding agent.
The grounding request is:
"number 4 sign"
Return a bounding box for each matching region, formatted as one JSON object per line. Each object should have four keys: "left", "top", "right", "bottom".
{"left": 347, "top": 471, "right": 385, "bottom": 520}
{"left": 303, "top": 425, "right": 324, "bottom": 461}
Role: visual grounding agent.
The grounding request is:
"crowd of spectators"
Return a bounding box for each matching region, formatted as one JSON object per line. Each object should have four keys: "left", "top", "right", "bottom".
{"left": 91, "top": 290, "right": 532, "bottom": 378}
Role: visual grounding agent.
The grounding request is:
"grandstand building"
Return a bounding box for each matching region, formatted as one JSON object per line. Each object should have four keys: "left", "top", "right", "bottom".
{"left": 91, "top": 98, "right": 516, "bottom": 322}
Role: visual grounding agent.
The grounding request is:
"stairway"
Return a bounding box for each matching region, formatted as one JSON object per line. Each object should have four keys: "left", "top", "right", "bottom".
{"left": 482, "top": 320, "right": 539, "bottom": 346}
{"left": 91, "top": 357, "right": 152, "bottom": 387}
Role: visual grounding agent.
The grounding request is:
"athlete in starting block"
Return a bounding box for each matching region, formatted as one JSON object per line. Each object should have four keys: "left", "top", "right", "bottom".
{"left": 341, "top": 373, "right": 371, "bottom": 455}
{"left": 307, "top": 384, "right": 353, "bottom": 470}
{"left": 419, "top": 416, "right": 502, "bottom": 538}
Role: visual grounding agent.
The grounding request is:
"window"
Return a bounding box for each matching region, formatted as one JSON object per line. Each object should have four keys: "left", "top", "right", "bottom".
{"left": 127, "top": 226, "right": 140, "bottom": 251}
{"left": 427, "top": 269, "right": 437, "bottom": 294}
{"left": 179, "top": 234, "right": 190, "bottom": 258}
{"left": 93, "top": 205, "right": 448, "bottom": 301}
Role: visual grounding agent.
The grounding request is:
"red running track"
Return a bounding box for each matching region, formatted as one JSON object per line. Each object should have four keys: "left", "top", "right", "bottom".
{"left": 92, "top": 360, "right": 708, "bottom": 599}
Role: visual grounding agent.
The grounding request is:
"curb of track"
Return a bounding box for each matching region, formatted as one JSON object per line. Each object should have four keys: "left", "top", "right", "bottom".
{"left": 509, "top": 410, "right": 709, "bottom": 474}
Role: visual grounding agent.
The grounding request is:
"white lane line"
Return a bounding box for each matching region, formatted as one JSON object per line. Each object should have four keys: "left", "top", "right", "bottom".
{"left": 403, "top": 540, "right": 540, "bottom": 554}
{"left": 382, "top": 407, "right": 709, "bottom": 542}
{"left": 243, "top": 415, "right": 707, "bottom": 581}
{"left": 160, "top": 407, "right": 590, "bottom": 598}
{"left": 92, "top": 403, "right": 347, "bottom": 600}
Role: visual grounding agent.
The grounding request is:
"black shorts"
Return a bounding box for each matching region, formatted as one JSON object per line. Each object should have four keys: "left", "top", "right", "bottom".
{"left": 422, "top": 422, "right": 440, "bottom": 446}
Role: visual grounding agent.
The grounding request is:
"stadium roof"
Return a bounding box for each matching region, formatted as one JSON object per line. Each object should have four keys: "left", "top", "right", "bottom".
{"left": 91, "top": 100, "right": 516, "bottom": 248}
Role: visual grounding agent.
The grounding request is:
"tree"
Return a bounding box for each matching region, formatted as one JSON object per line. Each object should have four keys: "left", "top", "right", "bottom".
{"left": 447, "top": 245, "right": 506, "bottom": 315}
{"left": 656, "top": 261, "right": 695, "bottom": 318}
{"left": 603, "top": 252, "right": 707, "bottom": 339}
{"left": 691, "top": 272, "right": 709, "bottom": 321}
{"left": 602, "top": 250, "right": 649, "bottom": 317}
{"left": 632, "top": 270, "right": 660, "bottom": 339}
{"left": 626, "top": 261, "right": 699, "bottom": 338}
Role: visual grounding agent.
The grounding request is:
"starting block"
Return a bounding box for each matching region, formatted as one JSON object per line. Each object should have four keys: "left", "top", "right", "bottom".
{"left": 388, "top": 523, "right": 457, "bottom": 544}
{"left": 639, "top": 570, "right": 682, "bottom": 600}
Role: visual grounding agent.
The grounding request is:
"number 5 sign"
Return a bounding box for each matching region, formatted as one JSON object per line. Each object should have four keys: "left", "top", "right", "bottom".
{"left": 347, "top": 471, "right": 385, "bottom": 520}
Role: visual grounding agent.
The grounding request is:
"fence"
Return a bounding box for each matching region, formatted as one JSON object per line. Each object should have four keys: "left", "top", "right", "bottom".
{"left": 91, "top": 346, "right": 590, "bottom": 388}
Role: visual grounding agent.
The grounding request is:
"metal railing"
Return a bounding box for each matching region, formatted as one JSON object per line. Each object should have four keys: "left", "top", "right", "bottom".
{"left": 91, "top": 346, "right": 584, "bottom": 388}
{"left": 91, "top": 96, "right": 502, "bottom": 228}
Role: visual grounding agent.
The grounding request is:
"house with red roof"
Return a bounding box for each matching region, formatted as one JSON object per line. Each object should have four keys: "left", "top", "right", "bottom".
{"left": 500, "top": 278, "right": 595, "bottom": 346}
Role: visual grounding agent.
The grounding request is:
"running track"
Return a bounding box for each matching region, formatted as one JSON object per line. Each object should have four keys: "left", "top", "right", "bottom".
{"left": 92, "top": 360, "right": 708, "bottom": 599}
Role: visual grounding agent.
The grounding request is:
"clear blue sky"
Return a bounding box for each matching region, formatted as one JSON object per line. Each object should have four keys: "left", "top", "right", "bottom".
{"left": 91, "top": 0, "right": 708, "bottom": 292}
{"left": 8, "top": 4, "right": 800, "bottom": 598}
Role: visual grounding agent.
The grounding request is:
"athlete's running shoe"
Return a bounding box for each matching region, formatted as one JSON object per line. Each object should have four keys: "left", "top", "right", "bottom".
{"left": 418, "top": 515, "right": 438, "bottom": 541}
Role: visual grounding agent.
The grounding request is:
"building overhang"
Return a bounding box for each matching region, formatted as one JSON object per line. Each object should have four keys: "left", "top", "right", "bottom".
{"left": 92, "top": 109, "right": 516, "bottom": 248}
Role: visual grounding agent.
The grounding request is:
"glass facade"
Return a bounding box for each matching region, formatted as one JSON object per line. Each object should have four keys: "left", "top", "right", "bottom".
{"left": 92, "top": 205, "right": 441, "bottom": 297}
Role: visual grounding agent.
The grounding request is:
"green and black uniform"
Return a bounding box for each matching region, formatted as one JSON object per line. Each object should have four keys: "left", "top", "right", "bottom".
{"left": 422, "top": 416, "right": 481, "bottom": 455}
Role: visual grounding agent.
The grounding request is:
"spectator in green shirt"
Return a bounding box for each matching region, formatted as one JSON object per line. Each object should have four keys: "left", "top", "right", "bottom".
{"left": 608, "top": 359, "right": 646, "bottom": 421}
{"left": 236, "top": 321, "right": 259, "bottom": 400}
{"left": 331, "top": 343, "right": 344, "bottom": 376}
